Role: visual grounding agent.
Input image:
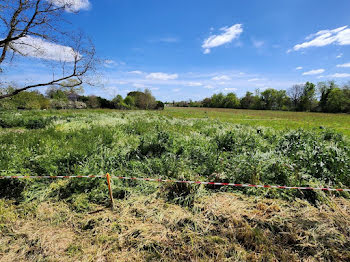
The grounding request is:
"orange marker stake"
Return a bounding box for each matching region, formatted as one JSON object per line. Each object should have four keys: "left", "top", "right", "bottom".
{"left": 106, "top": 173, "right": 114, "bottom": 210}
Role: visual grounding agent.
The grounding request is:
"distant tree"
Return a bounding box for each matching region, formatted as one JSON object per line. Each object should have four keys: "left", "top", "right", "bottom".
{"left": 85, "top": 96, "right": 100, "bottom": 108}
{"left": 126, "top": 91, "right": 144, "bottom": 98}
{"left": 210, "top": 93, "right": 225, "bottom": 108}
{"left": 124, "top": 96, "right": 135, "bottom": 108}
{"left": 288, "top": 84, "right": 304, "bottom": 110}
{"left": 0, "top": 88, "right": 49, "bottom": 109}
{"left": 314, "top": 81, "right": 350, "bottom": 113}
{"left": 324, "top": 88, "right": 348, "bottom": 113}
{"left": 18, "top": 91, "right": 50, "bottom": 109}
{"left": 189, "top": 100, "right": 202, "bottom": 107}
{"left": 155, "top": 101, "right": 165, "bottom": 110}
{"left": 112, "top": 95, "right": 124, "bottom": 109}
{"left": 144, "top": 89, "right": 157, "bottom": 109}
{"left": 59, "top": 79, "right": 85, "bottom": 101}
{"left": 46, "top": 87, "right": 68, "bottom": 101}
{"left": 261, "top": 88, "right": 279, "bottom": 110}
{"left": 223, "top": 93, "right": 240, "bottom": 108}
{"left": 112, "top": 95, "right": 132, "bottom": 109}
{"left": 299, "top": 82, "right": 316, "bottom": 111}
{"left": 127, "top": 91, "right": 144, "bottom": 108}
{"left": 251, "top": 89, "right": 264, "bottom": 110}
{"left": 240, "top": 91, "right": 255, "bottom": 109}
{"left": 128, "top": 89, "right": 156, "bottom": 109}
{"left": 46, "top": 79, "right": 85, "bottom": 103}
{"left": 318, "top": 81, "right": 337, "bottom": 112}
{"left": 343, "top": 83, "right": 350, "bottom": 113}
{"left": 202, "top": 98, "right": 212, "bottom": 108}
{"left": 276, "top": 90, "right": 291, "bottom": 110}
{"left": 97, "top": 96, "right": 114, "bottom": 108}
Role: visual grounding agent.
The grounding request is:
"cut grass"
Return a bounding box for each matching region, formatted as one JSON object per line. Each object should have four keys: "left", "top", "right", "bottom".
{"left": 0, "top": 193, "right": 349, "bottom": 261}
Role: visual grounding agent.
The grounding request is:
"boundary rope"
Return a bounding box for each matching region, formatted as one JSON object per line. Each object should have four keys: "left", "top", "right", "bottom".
{"left": 1, "top": 175, "right": 349, "bottom": 192}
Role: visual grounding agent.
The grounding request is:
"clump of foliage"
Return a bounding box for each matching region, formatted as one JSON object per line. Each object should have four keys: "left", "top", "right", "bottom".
{"left": 0, "top": 88, "right": 49, "bottom": 110}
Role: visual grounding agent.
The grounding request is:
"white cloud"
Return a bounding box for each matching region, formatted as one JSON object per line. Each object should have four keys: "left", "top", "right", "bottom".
{"left": 108, "top": 80, "right": 128, "bottom": 85}
{"left": 133, "top": 83, "right": 150, "bottom": 88}
{"left": 10, "top": 36, "right": 79, "bottom": 62}
{"left": 292, "top": 26, "right": 350, "bottom": 51}
{"left": 128, "top": 70, "right": 144, "bottom": 75}
{"left": 172, "top": 88, "right": 181, "bottom": 92}
{"left": 131, "top": 83, "right": 158, "bottom": 90}
{"left": 252, "top": 39, "right": 264, "bottom": 48}
{"left": 203, "top": 49, "right": 211, "bottom": 54}
{"left": 159, "top": 37, "right": 179, "bottom": 43}
{"left": 223, "top": 88, "right": 237, "bottom": 91}
{"left": 295, "top": 66, "right": 303, "bottom": 70}
{"left": 148, "top": 37, "right": 180, "bottom": 43}
{"left": 146, "top": 72, "right": 178, "bottom": 80}
{"left": 202, "top": 24, "right": 243, "bottom": 54}
{"left": 204, "top": 85, "right": 215, "bottom": 89}
{"left": 302, "top": 69, "right": 325, "bottom": 75}
{"left": 105, "top": 60, "right": 115, "bottom": 64}
{"left": 328, "top": 73, "right": 350, "bottom": 78}
{"left": 336, "top": 53, "right": 343, "bottom": 58}
{"left": 336, "top": 62, "right": 350, "bottom": 68}
{"left": 104, "top": 60, "right": 120, "bottom": 68}
{"left": 248, "top": 78, "right": 264, "bottom": 82}
{"left": 187, "top": 82, "right": 203, "bottom": 87}
{"left": 50, "top": 0, "right": 91, "bottom": 12}
{"left": 212, "top": 75, "right": 231, "bottom": 81}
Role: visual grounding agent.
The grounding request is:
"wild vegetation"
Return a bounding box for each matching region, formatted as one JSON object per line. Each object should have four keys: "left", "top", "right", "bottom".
{"left": 171, "top": 81, "right": 350, "bottom": 113}
{"left": 0, "top": 108, "right": 350, "bottom": 261}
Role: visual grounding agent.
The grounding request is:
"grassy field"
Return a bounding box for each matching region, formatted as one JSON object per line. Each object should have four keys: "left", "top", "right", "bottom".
{"left": 161, "top": 107, "right": 350, "bottom": 137}
{"left": 1, "top": 108, "right": 350, "bottom": 261}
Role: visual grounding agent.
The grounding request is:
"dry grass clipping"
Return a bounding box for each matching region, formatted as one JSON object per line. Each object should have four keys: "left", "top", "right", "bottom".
{"left": 0, "top": 193, "right": 349, "bottom": 262}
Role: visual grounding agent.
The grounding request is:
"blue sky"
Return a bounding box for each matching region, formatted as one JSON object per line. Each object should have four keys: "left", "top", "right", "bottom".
{"left": 3, "top": 0, "right": 350, "bottom": 101}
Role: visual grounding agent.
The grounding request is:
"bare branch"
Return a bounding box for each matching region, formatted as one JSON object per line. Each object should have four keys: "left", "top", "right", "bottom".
{"left": 0, "top": 0, "right": 96, "bottom": 100}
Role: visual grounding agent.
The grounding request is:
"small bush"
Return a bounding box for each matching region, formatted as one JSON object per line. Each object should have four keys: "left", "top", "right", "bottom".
{"left": 25, "top": 118, "right": 52, "bottom": 129}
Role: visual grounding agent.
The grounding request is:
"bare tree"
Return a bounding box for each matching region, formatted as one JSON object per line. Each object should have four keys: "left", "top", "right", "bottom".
{"left": 0, "top": 0, "right": 96, "bottom": 100}
{"left": 287, "top": 84, "right": 304, "bottom": 110}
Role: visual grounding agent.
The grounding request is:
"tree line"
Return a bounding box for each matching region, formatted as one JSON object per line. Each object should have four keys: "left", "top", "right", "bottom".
{"left": 0, "top": 84, "right": 164, "bottom": 111}
{"left": 171, "top": 81, "right": 350, "bottom": 113}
